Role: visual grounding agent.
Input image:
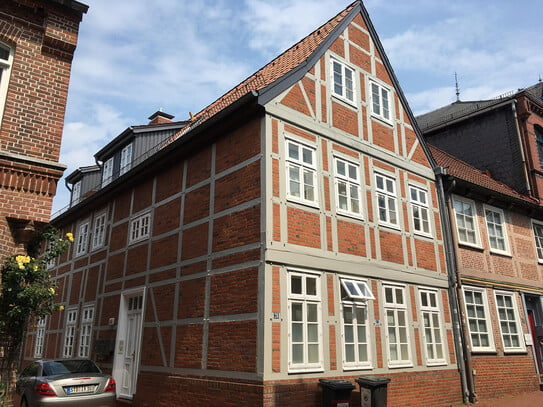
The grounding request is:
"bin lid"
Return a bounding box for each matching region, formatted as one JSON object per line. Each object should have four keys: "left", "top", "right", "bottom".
{"left": 355, "top": 376, "right": 391, "bottom": 386}
{"left": 319, "top": 379, "right": 356, "bottom": 390}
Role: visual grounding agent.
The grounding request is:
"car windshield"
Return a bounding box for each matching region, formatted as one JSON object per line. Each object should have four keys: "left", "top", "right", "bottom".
{"left": 43, "top": 360, "right": 101, "bottom": 376}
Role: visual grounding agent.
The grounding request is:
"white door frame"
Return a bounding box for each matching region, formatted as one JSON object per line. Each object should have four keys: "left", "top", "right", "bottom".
{"left": 112, "top": 287, "right": 146, "bottom": 399}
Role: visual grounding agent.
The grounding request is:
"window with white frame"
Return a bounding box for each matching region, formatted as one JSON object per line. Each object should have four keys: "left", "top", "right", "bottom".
{"left": 34, "top": 316, "right": 47, "bottom": 358}
{"left": 130, "top": 212, "right": 151, "bottom": 243}
{"left": 75, "top": 221, "right": 89, "bottom": 256}
{"left": 370, "top": 80, "right": 391, "bottom": 122}
{"left": 288, "top": 270, "right": 322, "bottom": 372}
{"left": 340, "top": 278, "right": 373, "bottom": 369}
{"left": 120, "top": 143, "right": 133, "bottom": 175}
{"left": 533, "top": 220, "right": 543, "bottom": 262}
{"left": 91, "top": 213, "right": 107, "bottom": 250}
{"left": 453, "top": 196, "right": 480, "bottom": 247}
{"left": 375, "top": 172, "right": 398, "bottom": 227}
{"left": 494, "top": 291, "right": 525, "bottom": 352}
{"left": 102, "top": 157, "right": 114, "bottom": 186}
{"left": 409, "top": 185, "right": 431, "bottom": 235}
{"left": 286, "top": 139, "right": 317, "bottom": 205}
{"left": 78, "top": 306, "right": 94, "bottom": 358}
{"left": 71, "top": 180, "right": 81, "bottom": 206}
{"left": 463, "top": 287, "right": 494, "bottom": 352}
{"left": 383, "top": 284, "right": 411, "bottom": 367}
{"left": 419, "top": 289, "right": 445, "bottom": 365}
{"left": 331, "top": 59, "right": 355, "bottom": 103}
{"left": 0, "top": 43, "right": 13, "bottom": 126}
{"left": 334, "top": 157, "right": 363, "bottom": 217}
{"left": 484, "top": 205, "right": 510, "bottom": 255}
{"left": 63, "top": 309, "right": 78, "bottom": 358}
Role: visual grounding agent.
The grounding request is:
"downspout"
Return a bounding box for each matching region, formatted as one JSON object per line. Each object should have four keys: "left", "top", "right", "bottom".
{"left": 512, "top": 100, "right": 532, "bottom": 196}
{"left": 434, "top": 166, "right": 475, "bottom": 404}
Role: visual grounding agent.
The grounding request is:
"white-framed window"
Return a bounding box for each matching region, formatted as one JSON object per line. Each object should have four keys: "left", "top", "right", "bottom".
{"left": 63, "top": 309, "right": 78, "bottom": 358}
{"left": 34, "top": 316, "right": 47, "bottom": 358}
{"left": 484, "top": 205, "right": 510, "bottom": 255}
{"left": 383, "top": 284, "right": 412, "bottom": 367}
{"left": 409, "top": 185, "right": 431, "bottom": 236}
{"left": 494, "top": 291, "right": 525, "bottom": 353}
{"left": 130, "top": 212, "right": 151, "bottom": 243}
{"left": 463, "top": 286, "right": 494, "bottom": 352}
{"left": 331, "top": 58, "right": 355, "bottom": 104}
{"left": 419, "top": 289, "right": 446, "bottom": 365}
{"left": 120, "top": 143, "right": 133, "bottom": 175}
{"left": 91, "top": 212, "right": 107, "bottom": 250}
{"left": 286, "top": 139, "right": 317, "bottom": 206}
{"left": 75, "top": 221, "right": 89, "bottom": 256}
{"left": 102, "top": 157, "right": 114, "bottom": 186}
{"left": 453, "top": 196, "right": 481, "bottom": 248}
{"left": 288, "top": 270, "right": 322, "bottom": 372}
{"left": 532, "top": 219, "right": 543, "bottom": 263}
{"left": 340, "top": 278, "right": 373, "bottom": 369}
{"left": 0, "top": 42, "right": 14, "bottom": 126}
{"left": 369, "top": 80, "right": 391, "bottom": 122}
{"left": 334, "top": 157, "right": 363, "bottom": 218}
{"left": 375, "top": 172, "right": 398, "bottom": 227}
{"left": 71, "top": 180, "right": 82, "bottom": 206}
{"left": 78, "top": 305, "right": 94, "bottom": 358}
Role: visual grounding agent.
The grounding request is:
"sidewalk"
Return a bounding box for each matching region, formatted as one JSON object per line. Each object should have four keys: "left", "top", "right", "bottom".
{"left": 474, "top": 391, "right": 543, "bottom": 406}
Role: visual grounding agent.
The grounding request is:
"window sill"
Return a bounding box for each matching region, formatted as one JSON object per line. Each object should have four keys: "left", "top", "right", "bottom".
{"left": 286, "top": 196, "right": 320, "bottom": 210}
{"left": 458, "top": 241, "right": 484, "bottom": 251}
{"left": 331, "top": 93, "right": 358, "bottom": 109}
{"left": 488, "top": 249, "right": 512, "bottom": 258}
{"left": 288, "top": 367, "right": 324, "bottom": 374}
{"left": 336, "top": 210, "right": 364, "bottom": 221}
{"left": 387, "top": 362, "right": 413, "bottom": 369}
{"left": 370, "top": 113, "right": 394, "bottom": 127}
{"left": 503, "top": 349, "right": 527, "bottom": 355}
{"left": 343, "top": 365, "right": 373, "bottom": 371}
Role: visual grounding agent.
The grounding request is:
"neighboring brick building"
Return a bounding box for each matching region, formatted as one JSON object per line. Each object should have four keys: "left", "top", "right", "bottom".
{"left": 419, "top": 86, "right": 543, "bottom": 400}
{"left": 0, "top": 0, "right": 88, "bottom": 259}
{"left": 27, "top": 2, "right": 464, "bottom": 406}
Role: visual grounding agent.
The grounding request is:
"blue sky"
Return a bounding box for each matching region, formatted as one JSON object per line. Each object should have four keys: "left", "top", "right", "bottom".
{"left": 52, "top": 0, "right": 543, "bottom": 214}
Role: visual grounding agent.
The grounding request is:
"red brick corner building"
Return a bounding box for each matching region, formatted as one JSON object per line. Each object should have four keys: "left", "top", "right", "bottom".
{"left": 0, "top": 0, "right": 88, "bottom": 259}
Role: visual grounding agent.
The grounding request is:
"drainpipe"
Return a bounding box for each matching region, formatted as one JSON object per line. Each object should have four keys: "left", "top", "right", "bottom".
{"left": 434, "top": 166, "right": 476, "bottom": 404}
{"left": 512, "top": 101, "right": 532, "bottom": 196}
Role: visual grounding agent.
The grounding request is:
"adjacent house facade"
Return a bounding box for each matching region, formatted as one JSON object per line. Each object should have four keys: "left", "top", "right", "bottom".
{"left": 0, "top": 0, "right": 88, "bottom": 259}
{"left": 25, "top": 2, "right": 466, "bottom": 406}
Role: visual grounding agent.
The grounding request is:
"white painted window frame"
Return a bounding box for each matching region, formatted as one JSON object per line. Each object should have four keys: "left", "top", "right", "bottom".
{"left": 330, "top": 57, "right": 356, "bottom": 104}
{"left": 71, "top": 180, "right": 82, "bottom": 206}
{"left": 409, "top": 184, "right": 432, "bottom": 236}
{"left": 418, "top": 288, "right": 446, "bottom": 366}
{"left": 102, "top": 157, "right": 114, "bottom": 187}
{"left": 375, "top": 171, "right": 399, "bottom": 228}
{"left": 383, "top": 283, "right": 412, "bottom": 368}
{"left": 91, "top": 212, "right": 107, "bottom": 250}
{"left": 75, "top": 220, "right": 89, "bottom": 257}
{"left": 369, "top": 79, "right": 392, "bottom": 123}
{"left": 494, "top": 290, "right": 525, "bottom": 353}
{"left": 334, "top": 156, "right": 363, "bottom": 218}
{"left": 120, "top": 143, "right": 133, "bottom": 175}
{"left": 34, "top": 316, "right": 47, "bottom": 358}
{"left": 63, "top": 308, "right": 78, "bottom": 358}
{"left": 78, "top": 305, "right": 95, "bottom": 358}
{"left": 129, "top": 212, "right": 151, "bottom": 243}
{"left": 531, "top": 219, "right": 543, "bottom": 263}
{"left": 285, "top": 138, "right": 318, "bottom": 207}
{"left": 483, "top": 205, "right": 510, "bottom": 256}
{"left": 0, "top": 42, "right": 14, "bottom": 126}
{"left": 452, "top": 195, "right": 481, "bottom": 248}
{"left": 287, "top": 269, "right": 323, "bottom": 373}
{"left": 463, "top": 286, "right": 495, "bottom": 352}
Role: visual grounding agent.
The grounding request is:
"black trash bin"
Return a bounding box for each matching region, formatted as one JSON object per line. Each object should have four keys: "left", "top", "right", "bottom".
{"left": 319, "top": 379, "right": 355, "bottom": 407}
{"left": 356, "top": 376, "right": 390, "bottom": 407}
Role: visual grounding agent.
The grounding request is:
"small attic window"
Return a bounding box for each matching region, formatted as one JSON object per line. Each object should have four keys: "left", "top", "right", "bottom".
{"left": 71, "top": 180, "right": 81, "bottom": 206}
{"left": 536, "top": 125, "right": 543, "bottom": 170}
{"left": 341, "top": 278, "right": 374, "bottom": 301}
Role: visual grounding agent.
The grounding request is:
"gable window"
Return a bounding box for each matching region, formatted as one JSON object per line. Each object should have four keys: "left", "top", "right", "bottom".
{"left": 484, "top": 205, "right": 510, "bottom": 255}
{"left": 130, "top": 212, "right": 151, "bottom": 243}
{"left": 63, "top": 309, "right": 78, "bottom": 358}
{"left": 71, "top": 180, "right": 82, "bottom": 206}
{"left": 78, "top": 305, "right": 94, "bottom": 358}
{"left": 340, "top": 278, "right": 373, "bottom": 369}
{"left": 120, "top": 143, "right": 133, "bottom": 175}
{"left": 92, "top": 212, "right": 107, "bottom": 250}
{"left": 0, "top": 43, "right": 13, "bottom": 126}
{"left": 331, "top": 59, "right": 355, "bottom": 103}
{"left": 463, "top": 286, "right": 494, "bottom": 352}
{"left": 383, "top": 284, "right": 411, "bottom": 367}
{"left": 286, "top": 139, "right": 317, "bottom": 205}
{"left": 102, "top": 157, "right": 114, "bottom": 186}
{"left": 409, "top": 185, "right": 431, "bottom": 235}
{"left": 375, "top": 172, "right": 398, "bottom": 227}
{"left": 75, "top": 221, "right": 89, "bottom": 256}
{"left": 288, "top": 270, "right": 322, "bottom": 372}
{"left": 453, "top": 196, "right": 480, "bottom": 247}
{"left": 334, "top": 157, "right": 362, "bottom": 217}
{"left": 370, "top": 80, "right": 391, "bottom": 122}
{"left": 532, "top": 220, "right": 543, "bottom": 263}
{"left": 536, "top": 126, "right": 543, "bottom": 170}
{"left": 419, "top": 289, "right": 445, "bottom": 365}
{"left": 34, "top": 316, "right": 47, "bottom": 358}
{"left": 494, "top": 291, "right": 525, "bottom": 353}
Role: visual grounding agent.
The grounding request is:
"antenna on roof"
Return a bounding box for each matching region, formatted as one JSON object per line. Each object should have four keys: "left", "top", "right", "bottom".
{"left": 455, "top": 72, "right": 460, "bottom": 102}
{"left": 539, "top": 74, "right": 542, "bottom": 83}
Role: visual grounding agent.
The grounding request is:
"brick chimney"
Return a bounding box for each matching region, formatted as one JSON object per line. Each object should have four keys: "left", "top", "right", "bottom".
{"left": 148, "top": 111, "right": 175, "bottom": 125}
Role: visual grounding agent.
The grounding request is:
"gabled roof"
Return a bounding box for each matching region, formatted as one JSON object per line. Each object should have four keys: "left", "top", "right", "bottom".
{"left": 430, "top": 145, "right": 539, "bottom": 206}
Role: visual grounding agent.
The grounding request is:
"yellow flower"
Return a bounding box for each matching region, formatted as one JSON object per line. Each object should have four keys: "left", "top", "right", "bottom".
{"left": 58, "top": 305, "right": 65, "bottom": 311}
{"left": 66, "top": 232, "right": 74, "bottom": 242}
{"left": 33, "top": 265, "right": 38, "bottom": 271}
{"left": 48, "top": 287, "right": 55, "bottom": 295}
{"left": 18, "top": 263, "right": 24, "bottom": 270}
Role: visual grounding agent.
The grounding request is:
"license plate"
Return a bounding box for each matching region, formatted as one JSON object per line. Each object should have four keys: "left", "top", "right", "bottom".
{"left": 65, "top": 385, "right": 96, "bottom": 395}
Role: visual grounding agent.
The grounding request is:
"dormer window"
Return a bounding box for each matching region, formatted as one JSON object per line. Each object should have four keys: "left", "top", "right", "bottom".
{"left": 102, "top": 157, "right": 113, "bottom": 186}
{"left": 71, "top": 180, "right": 81, "bottom": 206}
{"left": 120, "top": 143, "right": 133, "bottom": 175}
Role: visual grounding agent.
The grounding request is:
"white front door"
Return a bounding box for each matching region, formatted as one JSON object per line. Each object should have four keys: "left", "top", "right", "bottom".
{"left": 114, "top": 291, "right": 144, "bottom": 399}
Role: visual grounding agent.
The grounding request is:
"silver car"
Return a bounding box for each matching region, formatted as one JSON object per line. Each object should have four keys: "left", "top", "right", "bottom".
{"left": 15, "top": 359, "right": 116, "bottom": 407}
